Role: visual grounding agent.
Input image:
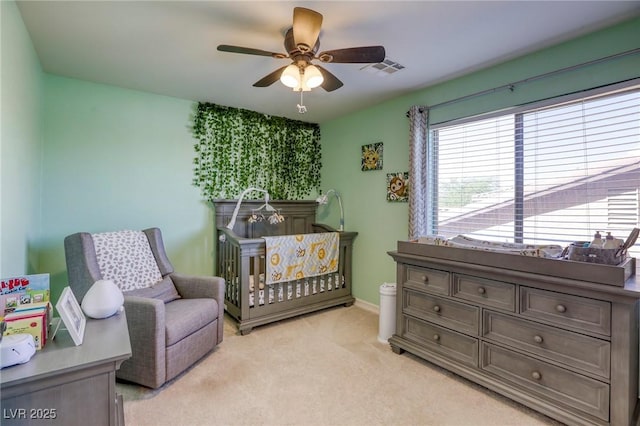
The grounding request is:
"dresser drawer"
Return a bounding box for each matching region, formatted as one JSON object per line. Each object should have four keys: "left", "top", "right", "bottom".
{"left": 405, "top": 266, "right": 450, "bottom": 295}
{"left": 520, "top": 287, "right": 611, "bottom": 337}
{"left": 403, "top": 316, "right": 478, "bottom": 367}
{"left": 481, "top": 343, "right": 609, "bottom": 421}
{"left": 404, "top": 290, "right": 479, "bottom": 336}
{"left": 452, "top": 274, "right": 515, "bottom": 312}
{"left": 483, "top": 311, "right": 610, "bottom": 379}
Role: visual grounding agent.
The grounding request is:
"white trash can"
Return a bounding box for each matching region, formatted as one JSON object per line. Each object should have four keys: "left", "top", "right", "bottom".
{"left": 378, "top": 282, "right": 397, "bottom": 343}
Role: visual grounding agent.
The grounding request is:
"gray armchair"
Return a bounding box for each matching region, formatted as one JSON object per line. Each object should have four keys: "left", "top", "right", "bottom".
{"left": 64, "top": 227, "right": 224, "bottom": 389}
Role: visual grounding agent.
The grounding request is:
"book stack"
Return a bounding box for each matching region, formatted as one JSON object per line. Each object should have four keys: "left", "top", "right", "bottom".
{"left": 1, "top": 274, "right": 52, "bottom": 350}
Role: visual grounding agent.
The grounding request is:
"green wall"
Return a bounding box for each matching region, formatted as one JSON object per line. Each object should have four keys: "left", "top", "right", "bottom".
{"left": 321, "top": 17, "right": 640, "bottom": 305}
{"left": 38, "top": 76, "right": 213, "bottom": 303}
{"left": 0, "top": 0, "right": 45, "bottom": 277}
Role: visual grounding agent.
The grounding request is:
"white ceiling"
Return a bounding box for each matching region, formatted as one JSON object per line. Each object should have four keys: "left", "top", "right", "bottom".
{"left": 16, "top": 1, "right": 640, "bottom": 123}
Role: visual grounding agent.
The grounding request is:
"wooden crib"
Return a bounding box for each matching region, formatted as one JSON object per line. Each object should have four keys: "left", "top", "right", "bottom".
{"left": 214, "top": 200, "right": 357, "bottom": 335}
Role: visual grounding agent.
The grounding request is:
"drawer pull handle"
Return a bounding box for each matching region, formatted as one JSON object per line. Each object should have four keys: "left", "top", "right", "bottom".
{"left": 555, "top": 304, "right": 567, "bottom": 313}
{"left": 421, "top": 275, "right": 429, "bottom": 283}
{"left": 531, "top": 371, "right": 542, "bottom": 380}
{"left": 533, "top": 335, "right": 543, "bottom": 344}
{"left": 433, "top": 305, "right": 441, "bottom": 313}
{"left": 433, "top": 334, "right": 440, "bottom": 341}
{"left": 477, "top": 287, "right": 486, "bottom": 295}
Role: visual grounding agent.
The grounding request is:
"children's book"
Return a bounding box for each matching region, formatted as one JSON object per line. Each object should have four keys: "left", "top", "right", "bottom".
{"left": 0, "top": 274, "right": 50, "bottom": 316}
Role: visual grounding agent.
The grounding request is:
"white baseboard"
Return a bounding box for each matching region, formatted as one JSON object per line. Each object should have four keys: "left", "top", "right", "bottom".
{"left": 354, "top": 298, "right": 379, "bottom": 314}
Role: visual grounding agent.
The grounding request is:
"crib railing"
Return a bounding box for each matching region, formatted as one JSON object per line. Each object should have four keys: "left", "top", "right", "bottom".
{"left": 217, "top": 224, "right": 357, "bottom": 334}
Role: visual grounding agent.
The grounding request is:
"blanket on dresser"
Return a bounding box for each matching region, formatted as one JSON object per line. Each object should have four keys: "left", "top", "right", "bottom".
{"left": 263, "top": 233, "right": 339, "bottom": 285}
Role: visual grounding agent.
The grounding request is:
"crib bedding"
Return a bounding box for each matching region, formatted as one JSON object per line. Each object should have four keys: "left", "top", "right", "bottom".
{"left": 263, "top": 232, "right": 339, "bottom": 284}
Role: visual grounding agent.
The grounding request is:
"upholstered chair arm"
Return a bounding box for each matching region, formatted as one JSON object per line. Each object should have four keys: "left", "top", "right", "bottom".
{"left": 171, "top": 273, "right": 225, "bottom": 343}
{"left": 119, "top": 296, "right": 166, "bottom": 389}
{"left": 171, "top": 273, "right": 225, "bottom": 302}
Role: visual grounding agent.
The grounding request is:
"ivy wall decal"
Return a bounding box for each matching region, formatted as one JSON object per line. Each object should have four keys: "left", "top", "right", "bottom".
{"left": 192, "top": 103, "right": 322, "bottom": 200}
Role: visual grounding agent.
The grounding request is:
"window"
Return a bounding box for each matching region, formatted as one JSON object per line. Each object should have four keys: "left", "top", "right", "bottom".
{"left": 429, "top": 87, "right": 640, "bottom": 256}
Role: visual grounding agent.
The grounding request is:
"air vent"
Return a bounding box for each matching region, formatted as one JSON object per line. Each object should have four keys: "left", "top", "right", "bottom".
{"left": 360, "top": 58, "right": 405, "bottom": 76}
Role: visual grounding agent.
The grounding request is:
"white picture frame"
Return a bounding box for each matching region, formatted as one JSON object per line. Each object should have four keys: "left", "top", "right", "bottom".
{"left": 55, "top": 286, "right": 86, "bottom": 346}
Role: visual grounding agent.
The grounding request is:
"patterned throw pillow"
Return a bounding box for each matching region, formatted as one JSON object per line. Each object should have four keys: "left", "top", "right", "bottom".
{"left": 92, "top": 230, "right": 163, "bottom": 292}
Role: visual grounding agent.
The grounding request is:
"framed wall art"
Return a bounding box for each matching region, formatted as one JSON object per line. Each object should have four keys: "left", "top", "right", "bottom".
{"left": 361, "top": 142, "right": 383, "bottom": 171}
{"left": 387, "top": 172, "right": 409, "bottom": 202}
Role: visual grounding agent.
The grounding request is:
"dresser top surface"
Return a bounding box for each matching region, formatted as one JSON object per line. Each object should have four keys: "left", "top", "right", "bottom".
{"left": 390, "top": 248, "right": 640, "bottom": 298}
{"left": 1, "top": 312, "right": 131, "bottom": 387}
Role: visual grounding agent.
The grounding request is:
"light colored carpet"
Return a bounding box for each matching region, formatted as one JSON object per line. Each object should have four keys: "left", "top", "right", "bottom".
{"left": 119, "top": 305, "right": 561, "bottom": 426}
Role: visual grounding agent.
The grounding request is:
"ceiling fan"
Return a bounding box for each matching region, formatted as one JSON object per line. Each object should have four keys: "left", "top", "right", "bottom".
{"left": 217, "top": 7, "right": 386, "bottom": 93}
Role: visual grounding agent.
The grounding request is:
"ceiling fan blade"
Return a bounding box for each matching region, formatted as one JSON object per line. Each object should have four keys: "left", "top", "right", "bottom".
{"left": 218, "top": 45, "right": 286, "bottom": 59}
{"left": 318, "top": 46, "right": 386, "bottom": 63}
{"left": 292, "top": 7, "right": 323, "bottom": 52}
{"left": 253, "top": 66, "right": 288, "bottom": 87}
{"left": 316, "top": 65, "right": 343, "bottom": 92}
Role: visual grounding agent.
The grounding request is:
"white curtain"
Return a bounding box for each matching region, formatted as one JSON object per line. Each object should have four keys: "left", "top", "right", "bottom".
{"left": 408, "top": 106, "right": 430, "bottom": 239}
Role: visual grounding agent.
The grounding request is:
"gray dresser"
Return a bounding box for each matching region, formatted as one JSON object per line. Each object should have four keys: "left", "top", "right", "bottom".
{"left": 1, "top": 313, "right": 131, "bottom": 426}
{"left": 389, "top": 242, "right": 640, "bottom": 426}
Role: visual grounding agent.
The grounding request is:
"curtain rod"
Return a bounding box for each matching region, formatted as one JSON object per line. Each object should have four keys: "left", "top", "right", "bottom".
{"left": 406, "top": 47, "right": 640, "bottom": 117}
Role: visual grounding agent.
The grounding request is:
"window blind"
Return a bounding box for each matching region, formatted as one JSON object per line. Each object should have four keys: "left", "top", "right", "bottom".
{"left": 430, "top": 87, "right": 640, "bottom": 256}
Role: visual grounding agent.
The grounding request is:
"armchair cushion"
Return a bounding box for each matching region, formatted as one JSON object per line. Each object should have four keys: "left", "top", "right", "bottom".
{"left": 164, "top": 299, "right": 219, "bottom": 346}
{"left": 125, "top": 276, "right": 181, "bottom": 303}
{"left": 92, "top": 230, "right": 163, "bottom": 291}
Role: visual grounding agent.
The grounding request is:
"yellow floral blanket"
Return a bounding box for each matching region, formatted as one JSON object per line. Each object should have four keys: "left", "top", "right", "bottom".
{"left": 263, "top": 233, "right": 339, "bottom": 285}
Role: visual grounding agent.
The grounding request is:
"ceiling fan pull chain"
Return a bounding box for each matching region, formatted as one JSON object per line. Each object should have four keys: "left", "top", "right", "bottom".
{"left": 297, "top": 89, "right": 307, "bottom": 114}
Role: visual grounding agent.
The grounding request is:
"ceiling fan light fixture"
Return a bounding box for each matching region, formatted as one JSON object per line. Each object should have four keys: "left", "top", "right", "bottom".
{"left": 303, "top": 65, "right": 324, "bottom": 88}
{"left": 219, "top": 7, "right": 386, "bottom": 94}
{"left": 280, "top": 64, "right": 300, "bottom": 88}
